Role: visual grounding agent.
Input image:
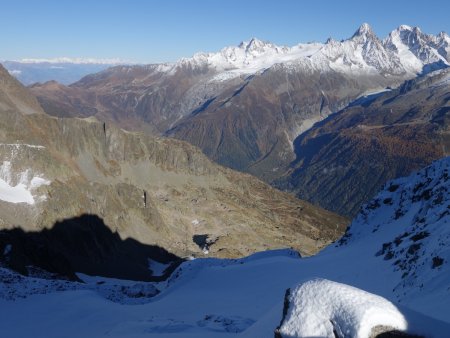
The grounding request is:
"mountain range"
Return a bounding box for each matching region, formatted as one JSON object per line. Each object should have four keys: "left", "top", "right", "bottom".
{"left": 1, "top": 21, "right": 449, "bottom": 337}
{"left": 29, "top": 23, "right": 450, "bottom": 216}
{"left": 275, "top": 67, "right": 450, "bottom": 215}
{"left": 0, "top": 62, "right": 346, "bottom": 282}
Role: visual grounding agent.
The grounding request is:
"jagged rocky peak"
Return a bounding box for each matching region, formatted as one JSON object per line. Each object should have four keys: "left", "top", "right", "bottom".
{"left": 398, "top": 24, "right": 413, "bottom": 31}
{"left": 387, "top": 24, "right": 448, "bottom": 63}
{"left": 398, "top": 25, "right": 426, "bottom": 44}
{"left": 325, "top": 37, "right": 335, "bottom": 44}
{"left": 438, "top": 31, "right": 449, "bottom": 38}
{"left": 240, "top": 37, "right": 275, "bottom": 53}
{"left": 352, "top": 22, "right": 377, "bottom": 40}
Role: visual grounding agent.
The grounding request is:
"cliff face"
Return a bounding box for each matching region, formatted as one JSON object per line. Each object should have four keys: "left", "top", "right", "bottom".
{"left": 0, "top": 65, "right": 347, "bottom": 262}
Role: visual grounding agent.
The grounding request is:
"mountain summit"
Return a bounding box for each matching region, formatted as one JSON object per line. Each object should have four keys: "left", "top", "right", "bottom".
{"left": 351, "top": 22, "right": 376, "bottom": 39}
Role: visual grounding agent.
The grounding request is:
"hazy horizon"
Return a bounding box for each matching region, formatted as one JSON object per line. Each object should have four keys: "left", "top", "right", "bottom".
{"left": 2, "top": 0, "right": 450, "bottom": 64}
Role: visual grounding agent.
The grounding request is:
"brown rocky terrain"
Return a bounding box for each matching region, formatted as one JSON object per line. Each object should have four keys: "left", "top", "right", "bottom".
{"left": 30, "top": 61, "right": 407, "bottom": 184}
{"left": 30, "top": 24, "right": 430, "bottom": 183}
{"left": 276, "top": 69, "right": 450, "bottom": 216}
{"left": 0, "top": 64, "right": 347, "bottom": 274}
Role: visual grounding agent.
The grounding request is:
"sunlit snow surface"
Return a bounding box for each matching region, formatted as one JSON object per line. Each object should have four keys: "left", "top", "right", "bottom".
{"left": 0, "top": 161, "right": 50, "bottom": 204}
{"left": 278, "top": 279, "right": 407, "bottom": 338}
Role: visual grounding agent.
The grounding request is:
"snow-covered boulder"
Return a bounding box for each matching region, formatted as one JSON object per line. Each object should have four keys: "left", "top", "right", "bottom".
{"left": 276, "top": 278, "right": 407, "bottom": 338}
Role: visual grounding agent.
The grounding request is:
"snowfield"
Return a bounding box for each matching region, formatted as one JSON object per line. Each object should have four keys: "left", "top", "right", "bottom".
{"left": 1, "top": 157, "right": 450, "bottom": 337}
{"left": 0, "top": 161, "right": 50, "bottom": 204}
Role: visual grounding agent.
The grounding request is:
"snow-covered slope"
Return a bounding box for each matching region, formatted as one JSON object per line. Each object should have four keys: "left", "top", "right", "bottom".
{"left": 384, "top": 25, "right": 450, "bottom": 73}
{"left": 1, "top": 157, "right": 450, "bottom": 337}
{"left": 336, "top": 155, "right": 450, "bottom": 313}
{"left": 180, "top": 38, "right": 323, "bottom": 79}
{"left": 165, "top": 23, "right": 449, "bottom": 82}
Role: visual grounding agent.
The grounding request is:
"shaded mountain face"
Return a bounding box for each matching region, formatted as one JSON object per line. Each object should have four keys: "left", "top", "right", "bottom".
{"left": 0, "top": 64, "right": 347, "bottom": 270}
{"left": 30, "top": 24, "right": 450, "bottom": 185}
{"left": 276, "top": 68, "right": 450, "bottom": 217}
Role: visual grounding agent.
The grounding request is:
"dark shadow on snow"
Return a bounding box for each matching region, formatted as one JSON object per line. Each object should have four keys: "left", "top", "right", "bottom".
{"left": 0, "top": 214, "right": 182, "bottom": 282}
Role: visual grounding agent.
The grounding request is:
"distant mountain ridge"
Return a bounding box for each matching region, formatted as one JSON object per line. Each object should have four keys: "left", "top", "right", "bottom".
{"left": 29, "top": 23, "right": 450, "bottom": 216}
{"left": 276, "top": 67, "right": 450, "bottom": 216}
{"left": 130, "top": 23, "right": 450, "bottom": 79}
{"left": 3, "top": 58, "right": 128, "bottom": 85}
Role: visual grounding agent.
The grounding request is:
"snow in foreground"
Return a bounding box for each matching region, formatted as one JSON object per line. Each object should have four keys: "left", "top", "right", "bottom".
{"left": 0, "top": 248, "right": 449, "bottom": 338}
{"left": 277, "top": 279, "right": 407, "bottom": 338}
{"left": 0, "top": 157, "right": 450, "bottom": 337}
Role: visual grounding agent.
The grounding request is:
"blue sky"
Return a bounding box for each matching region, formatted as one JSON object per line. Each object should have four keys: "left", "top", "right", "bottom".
{"left": 1, "top": 0, "right": 449, "bottom": 63}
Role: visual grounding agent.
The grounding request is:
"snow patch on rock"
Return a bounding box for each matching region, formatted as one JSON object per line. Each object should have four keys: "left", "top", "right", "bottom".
{"left": 0, "top": 161, "right": 50, "bottom": 205}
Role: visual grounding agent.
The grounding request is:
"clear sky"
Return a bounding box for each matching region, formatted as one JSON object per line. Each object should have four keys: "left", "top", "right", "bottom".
{"left": 1, "top": 0, "right": 449, "bottom": 63}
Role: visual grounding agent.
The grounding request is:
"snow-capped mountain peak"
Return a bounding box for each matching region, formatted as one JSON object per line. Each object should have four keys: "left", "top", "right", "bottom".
{"left": 351, "top": 22, "right": 376, "bottom": 41}
{"left": 239, "top": 37, "right": 274, "bottom": 53}
{"left": 437, "top": 31, "right": 450, "bottom": 44}
{"left": 398, "top": 24, "right": 413, "bottom": 31}
{"left": 385, "top": 25, "right": 448, "bottom": 67}
{"left": 170, "top": 23, "right": 449, "bottom": 83}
